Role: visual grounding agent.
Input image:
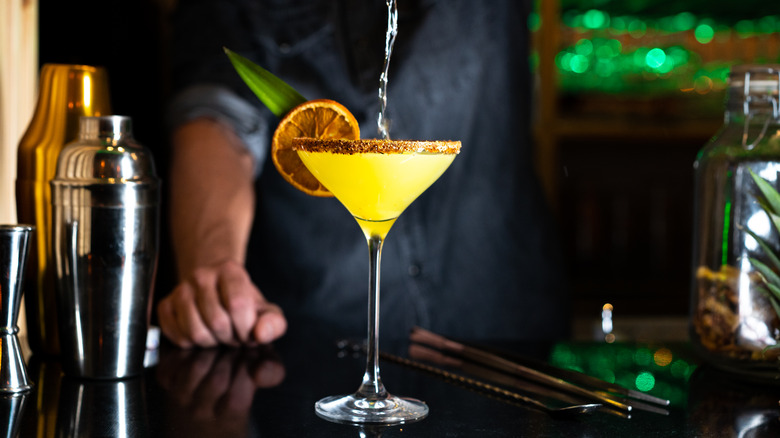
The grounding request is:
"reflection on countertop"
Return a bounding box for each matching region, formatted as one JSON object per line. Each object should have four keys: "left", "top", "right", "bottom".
{"left": 572, "top": 315, "right": 690, "bottom": 343}
{"left": 5, "top": 316, "right": 780, "bottom": 437}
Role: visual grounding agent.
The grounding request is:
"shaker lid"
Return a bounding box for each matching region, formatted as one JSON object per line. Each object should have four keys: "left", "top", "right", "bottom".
{"left": 54, "top": 116, "right": 158, "bottom": 184}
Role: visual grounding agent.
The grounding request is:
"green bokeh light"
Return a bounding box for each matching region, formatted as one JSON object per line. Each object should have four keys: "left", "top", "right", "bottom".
{"left": 595, "top": 44, "right": 615, "bottom": 59}
{"left": 610, "top": 16, "right": 627, "bottom": 32}
{"left": 547, "top": 343, "right": 695, "bottom": 407}
{"left": 632, "top": 48, "right": 649, "bottom": 68}
{"left": 583, "top": 9, "right": 608, "bottom": 29}
{"left": 669, "top": 359, "right": 690, "bottom": 379}
{"left": 673, "top": 12, "right": 696, "bottom": 31}
{"left": 547, "top": 8, "right": 780, "bottom": 95}
{"left": 608, "top": 39, "right": 622, "bottom": 54}
{"left": 645, "top": 48, "right": 667, "bottom": 69}
{"left": 758, "top": 16, "right": 777, "bottom": 34}
{"left": 667, "top": 46, "right": 689, "bottom": 66}
{"left": 529, "top": 52, "right": 539, "bottom": 72}
{"left": 549, "top": 344, "right": 577, "bottom": 368}
{"left": 657, "top": 56, "right": 676, "bottom": 74}
{"left": 595, "top": 59, "right": 616, "bottom": 77}
{"left": 570, "top": 54, "right": 590, "bottom": 73}
{"left": 528, "top": 12, "right": 541, "bottom": 32}
{"left": 714, "top": 67, "right": 730, "bottom": 83}
{"left": 556, "top": 52, "right": 574, "bottom": 72}
{"left": 575, "top": 38, "right": 594, "bottom": 56}
{"left": 635, "top": 371, "right": 656, "bottom": 392}
{"left": 595, "top": 368, "right": 616, "bottom": 384}
{"left": 589, "top": 355, "right": 614, "bottom": 373}
{"left": 695, "top": 24, "right": 715, "bottom": 44}
{"left": 735, "top": 19, "right": 754, "bottom": 36}
{"left": 634, "top": 347, "right": 654, "bottom": 366}
{"left": 628, "top": 19, "right": 647, "bottom": 37}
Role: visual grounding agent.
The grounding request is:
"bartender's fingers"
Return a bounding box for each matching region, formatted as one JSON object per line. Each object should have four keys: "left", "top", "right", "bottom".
{"left": 159, "top": 282, "right": 219, "bottom": 348}
{"left": 158, "top": 291, "right": 194, "bottom": 348}
{"left": 252, "top": 303, "right": 287, "bottom": 344}
{"left": 190, "top": 266, "right": 239, "bottom": 346}
{"left": 216, "top": 261, "right": 263, "bottom": 344}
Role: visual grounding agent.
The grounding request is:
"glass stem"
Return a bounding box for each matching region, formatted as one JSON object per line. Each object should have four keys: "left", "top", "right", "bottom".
{"left": 356, "top": 234, "right": 388, "bottom": 400}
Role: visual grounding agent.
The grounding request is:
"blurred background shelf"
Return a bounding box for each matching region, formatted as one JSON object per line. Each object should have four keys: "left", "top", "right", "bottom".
{"left": 533, "top": 0, "right": 780, "bottom": 320}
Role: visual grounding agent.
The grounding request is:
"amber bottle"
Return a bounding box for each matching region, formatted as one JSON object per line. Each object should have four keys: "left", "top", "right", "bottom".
{"left": 16, "top": 64, "right": 111, "bottom": 356}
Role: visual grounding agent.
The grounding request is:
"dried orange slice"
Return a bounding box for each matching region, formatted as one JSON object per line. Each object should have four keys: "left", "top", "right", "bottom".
{"left": 271, "top": 99, "right": 359, "bottom": 196}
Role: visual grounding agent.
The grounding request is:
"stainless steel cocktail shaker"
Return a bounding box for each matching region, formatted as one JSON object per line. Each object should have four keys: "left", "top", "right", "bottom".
{"left": 51, "top": 116, "right": 159, "bottom": 379}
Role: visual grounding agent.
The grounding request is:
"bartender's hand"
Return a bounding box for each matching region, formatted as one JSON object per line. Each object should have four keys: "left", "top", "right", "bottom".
{"left": 158, "top": 259, "right": 287, "bottom": 348}
{"left": 162, "top": 118, "right": 286, "bottom": 349}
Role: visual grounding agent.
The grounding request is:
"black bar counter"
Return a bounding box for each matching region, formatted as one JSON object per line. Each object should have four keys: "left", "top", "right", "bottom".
{"left": 7, "top": 318, "right": 780, "bottom": 437}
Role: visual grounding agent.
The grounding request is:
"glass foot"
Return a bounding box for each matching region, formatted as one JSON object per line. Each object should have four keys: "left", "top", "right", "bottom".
{"left": 315, "top": 393, "right": 428, "bottom": 425}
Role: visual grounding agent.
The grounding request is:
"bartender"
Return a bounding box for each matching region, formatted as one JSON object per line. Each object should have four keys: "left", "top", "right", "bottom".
{"left": 157, "top": 0, "right": 568, "bottom": 348}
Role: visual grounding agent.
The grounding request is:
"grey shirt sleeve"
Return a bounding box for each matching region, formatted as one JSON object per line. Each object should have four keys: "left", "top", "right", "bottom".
{"left": 167, "top": 84, "right": 269, "bottom": 178}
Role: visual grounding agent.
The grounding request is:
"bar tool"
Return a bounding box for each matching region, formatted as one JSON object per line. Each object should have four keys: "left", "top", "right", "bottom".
{"left": 0, "top": 392, "right": 29, "bottom": 438}
{"left": 52, "top": 115, "right": 159, "bottom": 379}
{"left": 0, "top": 225, "right": 34, "bottom": 393}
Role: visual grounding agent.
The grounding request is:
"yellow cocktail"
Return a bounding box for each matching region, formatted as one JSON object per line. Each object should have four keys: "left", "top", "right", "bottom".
{"left": 293, "top": 137, "right": 460, "bottom": 424}
{"left": 296, "top": 139, "right": 458, "bottom": 239}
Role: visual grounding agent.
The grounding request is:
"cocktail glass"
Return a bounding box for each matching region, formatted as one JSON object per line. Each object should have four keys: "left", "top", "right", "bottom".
{"left": 293, "top": 137, "right": 460, "bottom": 425}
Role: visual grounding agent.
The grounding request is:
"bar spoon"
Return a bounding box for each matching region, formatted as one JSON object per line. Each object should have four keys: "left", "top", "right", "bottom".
{"left": 337, "top": 340, "right": 601, "bottom": 418}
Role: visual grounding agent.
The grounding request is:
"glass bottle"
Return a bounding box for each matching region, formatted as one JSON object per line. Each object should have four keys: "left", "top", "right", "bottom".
{"left": 16, "top": 64, "right": 111, "bottom": 356}
{"left": 691, "top": 65, "right": 780, "bottom": 380}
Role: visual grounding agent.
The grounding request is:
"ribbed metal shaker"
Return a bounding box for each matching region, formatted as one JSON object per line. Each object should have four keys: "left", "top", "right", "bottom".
{"left": 51, "top": 116, "right": 159, "bottom": 379}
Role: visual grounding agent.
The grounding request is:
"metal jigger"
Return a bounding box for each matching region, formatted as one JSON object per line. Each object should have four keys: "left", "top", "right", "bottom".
{"left": 0, "top": 225, "right": 34, "bottom": 393}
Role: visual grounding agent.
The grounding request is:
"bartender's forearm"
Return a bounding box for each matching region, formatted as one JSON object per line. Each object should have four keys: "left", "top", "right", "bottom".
{"left": 169, "top": 118, "right": 256, "bottom": 277}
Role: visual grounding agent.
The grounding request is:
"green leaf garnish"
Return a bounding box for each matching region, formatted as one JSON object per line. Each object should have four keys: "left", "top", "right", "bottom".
{"left": 224, "top": 47, "right": 306, "bottom": 118}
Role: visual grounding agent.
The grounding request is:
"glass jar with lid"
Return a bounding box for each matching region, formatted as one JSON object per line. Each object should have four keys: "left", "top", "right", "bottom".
{"left": 691, "top": 65, "right": 780, "bottom": 380}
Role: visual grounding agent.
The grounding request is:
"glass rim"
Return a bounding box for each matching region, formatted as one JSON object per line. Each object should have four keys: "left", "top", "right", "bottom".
{"left": 292, "top": 137, "right": 461, "bottom": 154}
{"left": 0, "top": 225, "right": 34, "bottom": 231}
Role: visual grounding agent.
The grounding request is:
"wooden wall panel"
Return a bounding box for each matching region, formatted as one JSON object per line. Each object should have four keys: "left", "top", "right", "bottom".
{"left": 1, "top": 0, "right": 39, "bottom": 353}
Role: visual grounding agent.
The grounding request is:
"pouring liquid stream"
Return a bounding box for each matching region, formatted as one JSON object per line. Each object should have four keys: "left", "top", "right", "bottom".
{"left": 377, "top": 0, "right": 398, "bottom": 140}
